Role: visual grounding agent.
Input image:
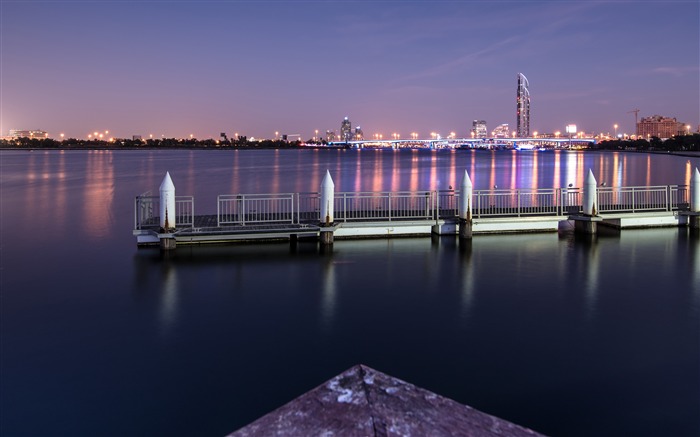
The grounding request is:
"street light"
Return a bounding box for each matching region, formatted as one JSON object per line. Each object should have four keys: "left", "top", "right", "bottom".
{"left": 614, "top": 124, "right": 618, "bottom": 138}
{"left": 687, "top": 125, "right": 692, "bottom": 135}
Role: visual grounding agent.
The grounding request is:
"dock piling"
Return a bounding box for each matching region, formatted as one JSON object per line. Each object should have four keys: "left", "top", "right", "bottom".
{"left": 458, "top": 170, "right": 473, "bottom": 240}
{"left": 158, "top": 172, "right": 177, "bottom": 250}
{"left": 160, "top": 172, "right": 176, "bottom": 232}
{"left": 571, "top": 169, "right": 602, "bottom": 235}
{"left": 689, "top": 167, "right": 700, "bottom": 230}
{"left": 319, "top": 170, "right": 335, "bottom": 245}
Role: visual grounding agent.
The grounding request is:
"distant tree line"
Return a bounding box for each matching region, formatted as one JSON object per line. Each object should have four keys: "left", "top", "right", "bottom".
{"left": 3, "top": 133, "right": 698, "bottom": 152}
{"left": 0, "top": 137, "right": 306, "bottom": 149}
{"left": 593, "top": 134, "right": 700, "bottom": 152}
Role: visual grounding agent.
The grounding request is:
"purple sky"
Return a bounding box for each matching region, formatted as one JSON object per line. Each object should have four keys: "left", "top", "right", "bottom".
{"left": 2, "top": 0, "right": 698, "bottom": 140}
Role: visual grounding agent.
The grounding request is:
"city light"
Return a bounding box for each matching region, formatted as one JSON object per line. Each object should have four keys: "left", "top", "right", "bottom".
{"left": 614, "top": 124, "right": 618, "bottom": 138}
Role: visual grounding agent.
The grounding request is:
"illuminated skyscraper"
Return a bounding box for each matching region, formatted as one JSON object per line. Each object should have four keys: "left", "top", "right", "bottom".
{"left": 354, "top": 126, "right": 364, "bottom": 140}
{"left": 340, "top": 117, "right": 352, "bottom": 141}
{"left": 516, "top": 73, "right": 530, "bottom": 137}
{"left": 472, "top": 120, "right": 487, "bottom": 138}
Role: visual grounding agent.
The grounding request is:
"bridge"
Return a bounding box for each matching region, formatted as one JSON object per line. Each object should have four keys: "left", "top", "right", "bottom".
{"left": 325, "top": 137, "right": 596, "bottom": 150}
{"left": 133, "top": 168, "right": 700, "bottom": 249}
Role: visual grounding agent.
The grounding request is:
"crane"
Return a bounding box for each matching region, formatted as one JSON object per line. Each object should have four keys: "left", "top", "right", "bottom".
{"left": 628, "top": 109, "right": 640, "bottom": 135}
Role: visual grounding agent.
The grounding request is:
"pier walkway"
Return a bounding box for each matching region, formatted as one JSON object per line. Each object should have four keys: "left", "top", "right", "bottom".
{"left": 133, "top": 169, "right": 700, "bottom": 248}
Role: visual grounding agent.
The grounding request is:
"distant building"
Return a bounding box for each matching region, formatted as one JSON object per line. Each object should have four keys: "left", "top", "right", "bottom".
{"left": 492, "top": 124, "right": 510, "bottom": 138}
{"left": 354, "top": 126, "right": 364, "bottom": 141}
{"left": 133, "top": 135, "right": 142, "bottom": 141}
{"left": 472, "top": 120, "right": 487, "bottom": 138}
{"left": 340, "top": 117, "right": 352, "bottom": 142}
{"left": 326, "top": 130, "right": 336, "bottom": 142}
{"left": 637, "top": 115, "right": 685, "bottom": 139}
{"left": 9, "top": 129, "right": 48, "bottom": 139}
{"left": 516, "top": 73, "right": 530, "bottom": 137}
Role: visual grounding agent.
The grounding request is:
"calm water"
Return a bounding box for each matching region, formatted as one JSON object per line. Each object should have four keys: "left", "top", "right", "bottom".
{"left": 2, "top": 149, "right": 699, "bottom": 437}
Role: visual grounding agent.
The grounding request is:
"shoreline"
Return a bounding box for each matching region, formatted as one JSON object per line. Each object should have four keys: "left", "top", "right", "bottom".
{"left": 2, "top": 146, "right": 700, "bottom": 158}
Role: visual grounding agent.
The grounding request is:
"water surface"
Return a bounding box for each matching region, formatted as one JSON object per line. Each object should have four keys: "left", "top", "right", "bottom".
{"left": 2, "top": 149, "right": 699, "bottom": 436}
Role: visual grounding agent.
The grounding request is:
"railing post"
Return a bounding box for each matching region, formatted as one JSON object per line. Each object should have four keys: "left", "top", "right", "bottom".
{"left": 388, "top": 192, "right": 392, "bottom": 222}
{"left": 343, "top": 193, "right": 347, "bottom": 223}
{"left": 435, "top": 191, "right": 439, "bottom": 220}
{"left": 241, "top": 195, "right": 246, "bottom": 226}
{"left": 517, "top": 189, "right": 521, "bottom": 217}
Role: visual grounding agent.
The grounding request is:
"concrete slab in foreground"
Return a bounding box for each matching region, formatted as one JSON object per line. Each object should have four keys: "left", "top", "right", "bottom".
{"left": 228, "top": 364, "right": 546, "bottom": 437}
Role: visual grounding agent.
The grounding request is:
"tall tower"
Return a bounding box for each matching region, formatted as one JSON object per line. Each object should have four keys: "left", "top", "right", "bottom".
{"left": 516, "top": 73, "right": 530, "bottom": 138}
{"left": 340, "top": 117, "right": 352, "bottom": 141}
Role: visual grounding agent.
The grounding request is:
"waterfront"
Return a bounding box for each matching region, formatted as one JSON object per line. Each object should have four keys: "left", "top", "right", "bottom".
{"left": 2, "top": 149, "right": 699, "bottom": 436}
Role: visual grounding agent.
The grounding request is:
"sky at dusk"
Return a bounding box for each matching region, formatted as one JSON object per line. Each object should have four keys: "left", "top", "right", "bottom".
{"left": 2, "top": 0, "right": 698, "bottom": 140}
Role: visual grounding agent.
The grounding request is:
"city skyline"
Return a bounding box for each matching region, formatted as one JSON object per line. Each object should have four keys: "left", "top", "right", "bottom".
{"left": 2, "top": 1, "right": 698, "bottom": 140}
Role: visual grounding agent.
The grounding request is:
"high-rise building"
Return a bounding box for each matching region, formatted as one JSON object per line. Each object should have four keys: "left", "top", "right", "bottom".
{"left": 637, "top": 115, "right": 685, "bottom": 139}
{"left": 340, "top": 117, "right": 352, "bottom": 141}
{"left": 354, "top": 126, "right": 364, "bottom": 141}
{"left": 493, "top": 124, "right": 510, "bottom": 138}
{"left": 326, "top": 130, "right": 336, "bottom": 142}
{"left": 9, "top": 129, "right": 48, "bottom": 139}
{"left": 472, "top": 120, "right": 487, "bottom": 138}
{"left": 516, "top": 73, "right": 530, "bottom": 137}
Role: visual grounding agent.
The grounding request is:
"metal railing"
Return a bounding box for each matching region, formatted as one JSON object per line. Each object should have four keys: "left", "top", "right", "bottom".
{"left": 139, "top": 184, "right": 690, "bottom": 229}
{"left": 334, "top": 191, "right": 434, "bottom": 222}
{"left": 134, "top": 193, "right": 194, "bottom": 230}
{"left": 217, "top": 193, "right": 297, "bottom": 226}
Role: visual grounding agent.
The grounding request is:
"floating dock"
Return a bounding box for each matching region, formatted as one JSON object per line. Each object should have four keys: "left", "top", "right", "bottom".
{"left": 133, "top": 168, "right": 700, "bottom": 249}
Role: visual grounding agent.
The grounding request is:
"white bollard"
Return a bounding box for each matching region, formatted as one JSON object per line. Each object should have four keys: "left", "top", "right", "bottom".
{"left": 160, "top": 172, "right": 176, "bottom": 231}
{"left": 320, "top": 170, "right": 335, "bottom": 225}
{"left": 583, "top": 169, "right": 598, "bottom": 216}
{"left": 459, "top": 170, "right": 473, "bottom": 221}
{"left": 691, "top": 167, "right": 700, "bottom": 213}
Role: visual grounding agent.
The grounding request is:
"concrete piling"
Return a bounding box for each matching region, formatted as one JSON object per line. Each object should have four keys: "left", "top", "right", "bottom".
{"left": 571, "top": 169, "right": 602, "bottom": 235}
{"left": 583, "top": 169, "right": 597, "bottom": 216}
{"left": 689, "top": 167, "right": 700, "bottom": 230}
{"left": 159, "top": 172, "right": 177, "bottom": 250}
{"left": 319, "top": 170, "right": 335, "bottom": 245}
{"left": 160, "top": 172, "right": 176, "bottom": 231}
{"left": 458, "top": 170, "right": 473, "bottom": 240}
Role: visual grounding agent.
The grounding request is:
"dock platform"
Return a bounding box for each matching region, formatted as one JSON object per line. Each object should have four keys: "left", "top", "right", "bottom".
{"left": 134, "top": 170, "right": 698, "bottom": 247}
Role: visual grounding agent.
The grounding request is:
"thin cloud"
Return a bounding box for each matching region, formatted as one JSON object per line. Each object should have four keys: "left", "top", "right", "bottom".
{"left": 651, "top": 66, "right": 699, "bottom": 77}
